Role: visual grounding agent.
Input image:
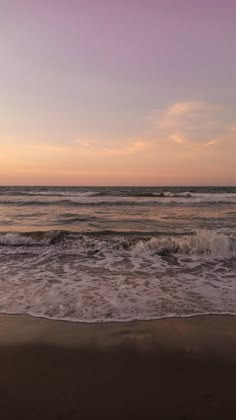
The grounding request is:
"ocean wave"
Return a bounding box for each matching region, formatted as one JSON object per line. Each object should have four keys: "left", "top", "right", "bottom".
{"left": 26, "top": 191, "right": 102, "bottom": 197}
{"left": 0, "top": 229, "right": 236, "bottom": 323}
{"left": 1, "top": 199, "right": 236, "bottom": 208}
{"left": 0, "top": 190, "right": 103, "bottom": 197}
{"left": 0, "top": 231, "right": 66, "bottom": 246}
{"left": 1, "top": 186, "right": 236, "bottom": 198}
{"left": 131, "top": 191, "right": 192, "bottom": 198}
{"left": 0, "top": 229, "right": 235, "bottom": 257}
{"left": 0, "top": 199, "right": 164, "bottom": 206}
{"left": 133, "top": 230, "right": 235, "bottom": 256}
{"left": 1, "top": 191, "right": 236, "bottom": 207}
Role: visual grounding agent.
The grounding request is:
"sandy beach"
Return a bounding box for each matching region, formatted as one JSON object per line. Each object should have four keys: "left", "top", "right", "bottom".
{"left": 0, "top": 314, "right": 236, "bottom": 419}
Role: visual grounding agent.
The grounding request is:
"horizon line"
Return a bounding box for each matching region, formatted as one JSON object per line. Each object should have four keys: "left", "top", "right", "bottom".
{"left": 0, "top": 184, "right": 235, "bottom": 188}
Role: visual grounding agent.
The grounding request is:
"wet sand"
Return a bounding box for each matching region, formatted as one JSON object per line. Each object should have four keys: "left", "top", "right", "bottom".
{"left": 0, "top": 314, "right": 236, "bottom": 419}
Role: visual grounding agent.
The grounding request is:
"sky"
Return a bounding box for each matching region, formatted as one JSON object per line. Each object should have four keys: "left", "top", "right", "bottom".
{"left": 0, "top": 0, "right": 235, "bottom": 185}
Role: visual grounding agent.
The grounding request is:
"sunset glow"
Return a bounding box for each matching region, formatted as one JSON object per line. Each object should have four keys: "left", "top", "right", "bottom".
{"left": 1, "top": 0, "right": 235, "bottom": 185}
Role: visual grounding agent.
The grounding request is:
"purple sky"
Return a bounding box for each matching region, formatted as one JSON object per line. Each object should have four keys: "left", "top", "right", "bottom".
{"left": 0, "top": 0, "right": 236, "bottom": 185}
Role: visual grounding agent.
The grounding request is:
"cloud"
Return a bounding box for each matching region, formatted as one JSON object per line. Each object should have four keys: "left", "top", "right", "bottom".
{"left": 102, "top": 141, "right": 147, "bottom": 156}
{"left": 163, "top": 101, "right": 208, "bottom": 119}
{"left": 73, "top": 138, "right": 148, "bottom": 156}
{"left": 150, "top": 101, "right": 224, "bottom": 146}
{"left": 169, "top": 134, "right": 185, "bottom": 144}
{"left": 204, "top": 139, "right": 217, "bottom": 147}
{"left": 95, "top": 140, "right": 147, "bottom": 156}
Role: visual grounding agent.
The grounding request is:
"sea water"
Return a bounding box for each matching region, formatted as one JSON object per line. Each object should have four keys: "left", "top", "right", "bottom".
{"left": 0, "top": 186, "right": 235, "bottom": 322}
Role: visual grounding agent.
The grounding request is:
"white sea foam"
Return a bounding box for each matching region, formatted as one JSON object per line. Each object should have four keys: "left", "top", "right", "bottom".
{"left": 133, "top": 230, "right": 234, "bottom": 257}
{"left": 0, "top": 231, "right": 61, "bottom": 246}
{"left": 0, "top": 186, "right": 236, "bottom": 323}
{"left": 0, "top": 233, "right": 37, "bottom": 246}
{"left": 0, "top": 230, "right": 235, "bottom": 322}
{"left": 0, "top": 230, "right": 235, "bottom": 255}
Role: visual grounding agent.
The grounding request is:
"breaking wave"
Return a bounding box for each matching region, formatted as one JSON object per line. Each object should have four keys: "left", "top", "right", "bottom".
{"left": 0, "top": 229, "right": 235, "bottom": 257}
{"left": 133, "top": 230, "right": 235, "bottom": 256}
{"left": 1, "top": 186, "right": 236, "bottom": 323}
{"left": 0, "top": 229, "right": 236, "bottom": 323}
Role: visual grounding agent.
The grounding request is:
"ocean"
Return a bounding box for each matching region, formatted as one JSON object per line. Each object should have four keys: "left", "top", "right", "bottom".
{"left": 0, "top": 186, "right": 236, "bottom": 322}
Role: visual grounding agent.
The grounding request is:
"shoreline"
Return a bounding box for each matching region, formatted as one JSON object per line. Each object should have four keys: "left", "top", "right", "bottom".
{"left": 1, "top": 310, "right": 236, "bottom": 324}
{"left": 1, "top": 314, "right": 236, "bottom": 419}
